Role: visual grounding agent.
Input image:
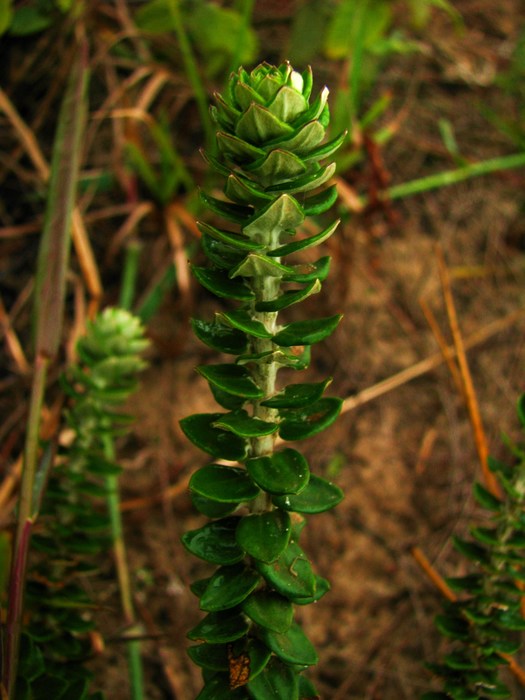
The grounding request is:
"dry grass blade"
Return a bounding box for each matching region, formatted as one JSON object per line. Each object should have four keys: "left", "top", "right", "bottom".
{"left": 34, "top": 43, "right": 89, "bottom": 358}
{"left": 436, "top": 246, "right": 502, "bottom": 498}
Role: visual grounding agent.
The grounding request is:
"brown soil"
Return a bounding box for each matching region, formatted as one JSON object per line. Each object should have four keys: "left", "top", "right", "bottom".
{"left": 2, "top": 1, "right": 525, "bottom": 698}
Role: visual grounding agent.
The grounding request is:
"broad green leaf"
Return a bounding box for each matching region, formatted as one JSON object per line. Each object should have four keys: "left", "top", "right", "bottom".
{"left": 210, "top": 383, "right": 246, "bottom": 411}
{"left": 217, "top": 132, "right": 266, "bottom": 164}
{"left": 190, "top": 465, "right": 259, "bottom": 503}
{"left": 192, "top": 266, "right": 255, "bottom": 301}
{"left": 298, "top": 675, "right": 320, "bottom": 699}
{"left": 225, "top": 173, "right": 273, "bottom": 206}
{"left": 247, "top": 657, "right": 299, "bottom": 700}
{"left": 261, "top": 380, "right": 331, "bottom": 409}
{"left": 230, "top": 254, "right": 293, "bottom": 280}
{"left": 256, "top": 541, "right": 315, "bottom": 600}
{"left": 180, "top": 413, "right": 247, "bottom": 461}
{"left": 290, "top": 575, "right": 330, "bottom": 605}
{"left": 213, "top": 411, "right": 279, "bottom": 438}
{"left": 273, "top": 475, "right": 343, "bottom": 514}
{"left": 197, "top": 364, "right": 263, "bottom": 399}
{"left": 196, "top": 674, "right": 248, "bottom": 700}
{"left": 265, "top": 162, "right": 336, "bottom": 196}
{"left": 246, "top": 149, "right": 307, "bottom": 188}
{"left": 261, "top": 622, "right": 318, "bottom": 667}
{"left": 236, "top": 510, "right": 291, "bottom": 563}
{"left": 188, "top": 609, "right": 249, "bottom": 643}
{"left": 200, "top": 564, "right": 261, "bottom": 612}
{"left": 306, "top": 130, "right": 347, "bottom": 162}
{"left": 279, "top": 398, "right": 342, "bottom": 441}
{"left": 242, "top": 591, "right": 294, "bottom": 633}
{"left": 182, "top": 517, "right": 245, "bottom": 565}
{"left": 267, "top": 86, "right": 308, "bottom": 121}
{"left": 276, "top": 120, "right": 326, "bottom": 158}
{"left": 191, "top": 493, "right": 237, "bottom": 518}
{"left": 255, "top": 280, "right": 320, "bottom": 312}
{"left": 268, "top": 220, "right": 339, "bottom": 257}
{"left": 192, "top": 318, "right": 248, "bottom": 355}
{"left": 243, "top": 194, "right": 304, "bottom": 244}
{"left": 236, "top": 103, "right": 294, "bottom": 145}
{"left": 188, "top": 643, "right": 229, "bottom": 671}
{"left": 245, "top": 449, "right": 310, "bottom": 495}
{"left": 274, "top": 315, "right": 342, "bottom": 346}
{"left": 220, "top": 309, "right": 273, "bottom": 339}
{"left": 198, "top": 221, "right": 264, "bottom": 252}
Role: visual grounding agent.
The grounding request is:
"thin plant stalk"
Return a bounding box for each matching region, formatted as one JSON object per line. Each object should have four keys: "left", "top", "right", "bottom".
{"left": 103, "top": 435, "right": 145, "bottom": 700}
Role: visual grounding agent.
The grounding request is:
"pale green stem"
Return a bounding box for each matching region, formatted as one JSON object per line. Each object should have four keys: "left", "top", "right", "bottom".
{"left": 102, "top": 435, "right": 144, "bottom": 700}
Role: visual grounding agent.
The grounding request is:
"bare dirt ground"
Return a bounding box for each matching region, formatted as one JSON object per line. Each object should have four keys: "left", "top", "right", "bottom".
{"left": 2, "top": 1, "right": 525, "bottom": 698}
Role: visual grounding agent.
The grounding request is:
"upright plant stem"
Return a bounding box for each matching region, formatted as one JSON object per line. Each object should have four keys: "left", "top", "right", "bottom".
{"left": 103, "top": 435, "right": 145, "bottom": 700}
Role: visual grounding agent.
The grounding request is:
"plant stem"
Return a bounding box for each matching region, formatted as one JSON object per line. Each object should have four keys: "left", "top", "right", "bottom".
{"left": 103, "top": 435, "right": 145, "bottom": 700}
{"left": 119, "top": 241, "right": 142, "bottom": 312}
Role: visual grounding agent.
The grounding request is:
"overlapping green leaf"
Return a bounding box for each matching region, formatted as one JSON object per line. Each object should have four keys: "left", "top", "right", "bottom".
{"left": 180, "top": 414, "right": 247, "bottom": 461}
{"left": 273, "top": 475, "right": 343, "bottom": 514}
{"left": 245, "top": 449, "right": 310, "bottom": 495}
{"left": 236, "top": 510, "right": 291, "bottom": 563}
{"left": 200, "top": 564, "right": 261, "bottom": 612}
{"left": 182, "top": 518, "right": 244, "bottom": 565}
{"left": 279, "top": 398, "right": 342, "bottom": 440}
{"left": 190, "top": 465, "right": 259, "bottom": 504}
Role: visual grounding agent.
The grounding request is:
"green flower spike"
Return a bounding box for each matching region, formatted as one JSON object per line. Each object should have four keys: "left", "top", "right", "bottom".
{"left": 181, "top": 62, "right": 345, "bottom": 700}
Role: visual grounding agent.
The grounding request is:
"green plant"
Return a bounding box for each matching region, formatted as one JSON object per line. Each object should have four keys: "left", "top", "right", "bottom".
{"left": 17, "top": 308, "right": 148, "bottom": 700}
{"left": 423, "top": 394, "right": 525, "bottom": 700}
{"left": 180, "top": 61, "right": 345, "bottom": 699}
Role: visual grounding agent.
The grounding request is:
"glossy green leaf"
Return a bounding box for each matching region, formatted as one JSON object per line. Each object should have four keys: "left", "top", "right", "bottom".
{"left": 261, "top": 622, "right": 318, "bottom": 667}
{"left": 198, "top": 221, "right": 264, "bottom": 252}
{"left": 282, "top": 256, "right": 331, "bottom": 283}
{"left": 221, "top": 309, "right": 273, "bottom": 339}
{"left": 197, "top": 364, "right": 263, "bottom": 399}
{"left": 256, "top": 541, "right": 315, "bottom": 600}
{"left": 245, "top": 449, "right": 310, "bottom": 495}
{"left": 273, "top": 475, "right": 343, "bottom": 514}
{"left": 192, "top": 266, "right": 255, "bottom": 301}
{"left": 291, "top": 575, "right": 330, "bottom": 605}
{"left": 298, "top": 675, "right": 320, "bottom": 699}
{"left": 225, "top": 173, "right": 273, "bottom": 206}
{"left": 213, "top": 411, "right": 279, "bottom": 438}
{"left": 265, "top": 162, "right": 336, "bottom": 196}
{"left": 247, "top": 658, "right": 299, "bottom": 700}
{"left": 210, "top": 383, "right": 246, "bottom": 411}
{"left": 274, "top": 315, "right": 342, "bottom": 347}
{"left": 268, "top": 86, "right": 308, "bottom": 121}
{"left": 201, "top": 234, "right": 245, "bottom": 270}
{"left": 268, "top": 220, "right": 339, "bottom": 257}
{"left": 217, "top": 131, "right": 266, "bottom": 163}
{"left": 200, "top": 564, "right": 261, "bottom": 612}
{"left": 180, "top": 414, "right": 247, "bottom": 461}
{"left": 188, "top": 609, "right": 249, "bottom": 643}
{"left": 255, "top": 280, "right": 321, "bottom": 312}
{"left": 182, "top": 517, "right": 244, "bottom": 565}
{"left": 190, "top": 465, "right": 259, "bottom": 503}
{"left": 276, "top": 120, "right": 325, "bottom": 156}
{"left": 188, "top": 643, "right": 229, "bottom": 671}
{"left": 303, "top": 184, "right": 338, "bottom": 216}
{"left": 279, "top": 398, "right": 342, "bottom": 441}
{"left": 261, "top": 380, "right": 331, "bottom": 409}
{"left": 236, "top": 510, "right": 291, "bottom": 563}
{"left": 196, "top": 674, "right": 248, "bottom": 700}
{"left": 192, "top": 318, "right": 248, "bottom": 355}
{"left": 242, "top": 591, "right": 294, "bottom": 633}
{"left": 199, "top": 191, "right": 253, "bottom": 224}
{"left": 191, "top": 493, "right": 237, "bottom": 518}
